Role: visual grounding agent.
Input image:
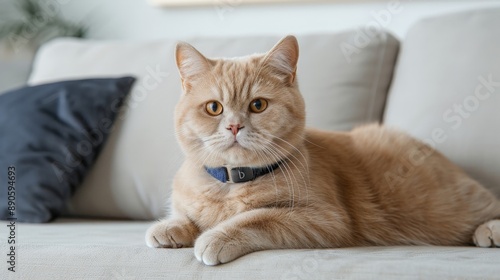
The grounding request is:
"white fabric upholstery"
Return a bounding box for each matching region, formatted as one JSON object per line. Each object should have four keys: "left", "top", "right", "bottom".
{"left": 28, "top": 32, "right": 399, "bottom": 220}
{"left": 384, "top": 8, "right": 500, "bottom": 197}
{"left": 0, "top": 45, "right": 34, "bottom": 93}
{"left": 1, "top": 219, "right": 499, "bottom": 279}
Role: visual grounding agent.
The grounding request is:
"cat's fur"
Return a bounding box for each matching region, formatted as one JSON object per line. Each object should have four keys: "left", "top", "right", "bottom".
{"left": 146, "top": 35, "right": 500, "bottom": 265}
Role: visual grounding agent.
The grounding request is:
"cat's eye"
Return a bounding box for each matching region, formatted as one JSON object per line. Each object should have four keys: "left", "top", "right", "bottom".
{"left": 205, "top": 101, "right": 223, "bottom": 116}
{"left": 249, "top": 98, "right": 268, "bottom": 113}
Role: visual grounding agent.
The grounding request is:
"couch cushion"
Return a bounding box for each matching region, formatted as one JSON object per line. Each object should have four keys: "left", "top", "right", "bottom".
{"left": 384, "top": 8, "right": 500, "bottom": 197}
{"left": 0, "top": 77, "right": 135, "bottom": 222}
{"left": 5, "top": 219, "right": 500, "bottom": 279}
{"left": 0, "top": 45, "right": 34, "bottom": 93}
{"left": 29, "top": 32, "right": 399, "bottom": 219}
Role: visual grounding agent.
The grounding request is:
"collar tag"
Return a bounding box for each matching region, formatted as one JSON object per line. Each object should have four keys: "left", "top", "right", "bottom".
{"left": 228, "top": 167, "right": 254, "bottom": 183}
{"left": 204, "top": 161, "right": 281, "bottom": 184}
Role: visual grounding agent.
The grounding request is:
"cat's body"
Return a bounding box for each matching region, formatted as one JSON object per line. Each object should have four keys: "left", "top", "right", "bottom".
{"left": 146, "top": 36, "right": 500, "bottom": 265}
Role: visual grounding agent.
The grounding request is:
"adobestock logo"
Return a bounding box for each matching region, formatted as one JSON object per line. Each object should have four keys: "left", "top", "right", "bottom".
{"left": 8, "top": 0, "right": 75, "bottom": 52}
{"left": 51, "top": 64, "right": 170, "bottom": 183}
{"left": 50, "top": 97, "right": 124, "bottom": 184}
{"left": 116, "top": 64, "right": 169, "bottom": 121}
{"left": 214, "top": 0, "right": 243, "bottom": 21}
{"left": 384, "top": 73, "right": 500, "bottom": 189}
{"left": 443, "top": 74, "right": 500, "bottom": 130}
{"left": 341, "top": 0, "right": 405, "bottom": 63}
{"left": 281, "top": 251, "right": 320, "bottom": 280}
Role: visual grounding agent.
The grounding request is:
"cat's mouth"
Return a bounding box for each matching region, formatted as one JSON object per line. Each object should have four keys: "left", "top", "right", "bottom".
{"left": 226, "top": 138, "right": 248, "bottom": 151}
{"left": 222, "top": 133, "right": 253, "bottom": 152}
{"left": 229, "top": 140, "right": 241, "bottom": 148}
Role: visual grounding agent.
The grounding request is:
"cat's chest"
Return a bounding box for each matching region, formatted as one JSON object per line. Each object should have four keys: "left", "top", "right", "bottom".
{"left": 180, "top": 183, "right": 264, "bottom": 231}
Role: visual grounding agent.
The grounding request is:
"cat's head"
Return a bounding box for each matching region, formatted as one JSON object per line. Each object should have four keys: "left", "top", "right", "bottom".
{"left": 174, "top": 35, "right": 305, "bottom": 168}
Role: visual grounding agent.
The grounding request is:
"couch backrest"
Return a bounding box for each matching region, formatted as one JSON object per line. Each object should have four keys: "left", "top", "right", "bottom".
{"left": 29, "top": 32, "right": 399, "bottom": 219}
{"left": 384, "top": 8, "right": 500, "bottom": 197}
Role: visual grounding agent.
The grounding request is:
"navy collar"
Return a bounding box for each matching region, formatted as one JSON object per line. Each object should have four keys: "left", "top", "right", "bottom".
{"left": 205, "top": 162, "right": 281, "bottom": 183}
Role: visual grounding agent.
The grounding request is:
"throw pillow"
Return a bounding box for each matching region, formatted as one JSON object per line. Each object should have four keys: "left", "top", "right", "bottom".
{"left": 0, "top": 77, "right": 135, "bottom": 222}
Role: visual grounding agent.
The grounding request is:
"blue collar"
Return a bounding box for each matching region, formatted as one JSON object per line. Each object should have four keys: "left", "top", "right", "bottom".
{"left": 205, "top": 162, "right": 281, "bottom": 183}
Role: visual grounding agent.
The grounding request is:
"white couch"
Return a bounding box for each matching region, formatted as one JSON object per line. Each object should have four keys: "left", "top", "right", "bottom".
{"left": 2, "top": 8, "right": 500, "bottom": 279}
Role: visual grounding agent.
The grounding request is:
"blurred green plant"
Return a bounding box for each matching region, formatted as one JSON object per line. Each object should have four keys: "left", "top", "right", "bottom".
{"left": 0, "top": 0, "right": 86, "bottom": 50}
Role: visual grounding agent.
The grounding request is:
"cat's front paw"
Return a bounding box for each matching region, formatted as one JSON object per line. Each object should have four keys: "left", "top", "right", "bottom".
{"left": 473, "top": 219, "right": 500, "bottom": 247}
{"left": 145, "top": 219, "right": 197, "bottom": 248}
{"left": 194, "top": 228, "right": 251, "bottom": 265}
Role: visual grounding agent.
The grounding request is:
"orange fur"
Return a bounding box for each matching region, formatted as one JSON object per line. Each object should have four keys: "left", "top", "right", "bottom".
{"left": 146, "top": 36, "right": 500, "bottom": 265}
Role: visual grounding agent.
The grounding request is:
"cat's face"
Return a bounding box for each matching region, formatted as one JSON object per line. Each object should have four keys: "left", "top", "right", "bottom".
{"left": 174, "top": 36, "right": 305, "bottom": 167}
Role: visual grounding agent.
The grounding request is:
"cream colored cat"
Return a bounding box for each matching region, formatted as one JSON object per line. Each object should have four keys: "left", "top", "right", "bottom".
{"left": 145, "top": 35, "right": 500, "bottom": 265}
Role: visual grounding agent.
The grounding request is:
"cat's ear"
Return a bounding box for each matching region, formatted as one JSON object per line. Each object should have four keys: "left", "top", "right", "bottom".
{"left": 175, "top": 42, "right": 211, "bottom": 92}
{"left": 263, "top": 35, "right": 299, "bottom": 85}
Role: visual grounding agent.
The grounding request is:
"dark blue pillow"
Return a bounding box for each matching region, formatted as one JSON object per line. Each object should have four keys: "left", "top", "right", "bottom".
{"left": 0, "top": 77, "right": 135, "bottom": 222}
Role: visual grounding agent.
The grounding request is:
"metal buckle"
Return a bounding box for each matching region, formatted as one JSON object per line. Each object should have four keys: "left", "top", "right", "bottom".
{"left": 226, "top": 166, "right": 254, "bottom": 183}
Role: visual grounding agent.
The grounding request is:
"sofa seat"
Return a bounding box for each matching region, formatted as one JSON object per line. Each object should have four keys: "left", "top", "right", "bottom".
{"left": 3, "top": 218, "right": 498, "bottom": 279}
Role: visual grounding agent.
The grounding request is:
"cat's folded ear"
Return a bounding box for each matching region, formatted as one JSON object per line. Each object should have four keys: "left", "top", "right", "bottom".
{"left": 175, "top": 42, "right": 211, "bottom": 92}
{"left": 263, "top": 35, "right": 299, "bottom": 85}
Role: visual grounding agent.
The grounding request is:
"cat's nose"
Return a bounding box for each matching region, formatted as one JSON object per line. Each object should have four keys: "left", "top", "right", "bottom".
{"left": 227, "top": 124, "right": 244, "bottom": 136}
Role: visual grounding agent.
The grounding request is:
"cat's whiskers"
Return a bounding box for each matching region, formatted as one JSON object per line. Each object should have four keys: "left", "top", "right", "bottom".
{"left": 250, "top": 133, "right": 310, "bottom": 188}
{"left": 191, "top": 146, "right": 214, "bottom": 169}
{"left": 243, "top": 133, "right": 274, "bottom": 155}
{"left": 200, "top": 133, "right": 231, "bottom": 158}
{"left": 258, "top": 133, "right": 312, "bottom": 213}
{"left": 189, "top": 137, "right": 224, "bottom": 169}
{"left": 259, "top": 137, "right": 309, "bottom": 179}
{"left": 261, "top": 132, "right": 310, "bottom": 172}
{"left": 264, "top": 139, "right": 309, "bottom": 187}
{"left": 292, "top": 132, "right": 325, "bottom": 149}
{"left": 261, "top": 145, "right": 297, "bottom": 214}
{"left": 250, "top": 133, "right": 312, "bottom": 216}
{"left": 250, "top": 146, "right": 280, "bottom": 208}
{"left": 250, "top": 138, "right": 297, "bottom": 212}
{"left": 263, "top": 140, "right": 310, "bottom": 211}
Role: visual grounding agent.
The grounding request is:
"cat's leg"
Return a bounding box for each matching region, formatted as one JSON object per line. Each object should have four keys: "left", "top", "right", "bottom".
{"left": 473, "top": 219, "right": 500, "bottom": 248}
{"left": 194, "top": 207, "right": 348, "bottom": 265}
{"left": 145, "top": 218, "right": 200, "bottom": 248}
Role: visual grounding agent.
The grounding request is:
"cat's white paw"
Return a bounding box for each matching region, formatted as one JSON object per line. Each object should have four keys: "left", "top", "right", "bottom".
{"left": 145, "top": 220, "right": 196, "bottom": 248}
{"left": 473, "top": 219, "right": 500, "bottom": 247}
{"left": 194, "top": 229, "right": 250, "bottom": 265}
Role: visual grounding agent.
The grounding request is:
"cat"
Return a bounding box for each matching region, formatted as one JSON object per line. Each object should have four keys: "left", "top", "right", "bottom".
{"left": 145, "top": 35, "right": 500, "bottom": 265}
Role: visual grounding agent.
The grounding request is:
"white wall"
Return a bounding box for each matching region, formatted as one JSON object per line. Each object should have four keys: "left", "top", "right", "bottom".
{"left": 56, "top": 0, "right": 500, "bottom": 41}
{"left": 1, "top": 0, "right": 499, "bottom": 92}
